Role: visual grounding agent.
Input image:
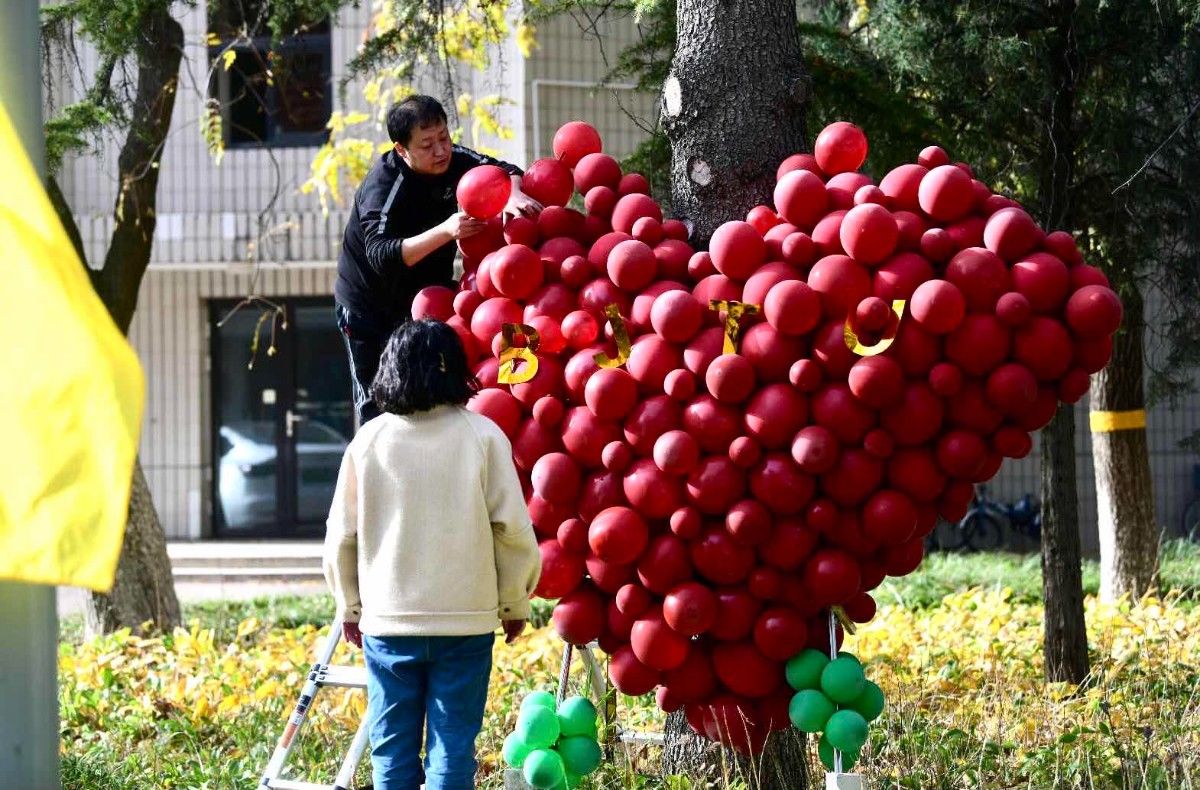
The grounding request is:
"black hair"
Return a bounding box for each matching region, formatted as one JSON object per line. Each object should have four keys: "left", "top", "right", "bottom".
{"left": 387, "top": 95, "right": 449, "bottom": 145}
{"left": 371, "top": 320, "right": 478, "bottom": 416}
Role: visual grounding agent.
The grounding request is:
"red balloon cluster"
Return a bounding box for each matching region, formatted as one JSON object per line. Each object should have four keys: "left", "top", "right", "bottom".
{"left": 422, "top": 120, "right": 1121, "bottom": 755}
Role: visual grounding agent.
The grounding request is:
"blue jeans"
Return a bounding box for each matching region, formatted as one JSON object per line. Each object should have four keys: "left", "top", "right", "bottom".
{"left": 362, "top": 633, "right": 494, "bottom": 790}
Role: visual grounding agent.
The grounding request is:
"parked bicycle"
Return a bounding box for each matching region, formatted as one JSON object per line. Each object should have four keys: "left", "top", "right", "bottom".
{"left": 928, "top": 484, "right": 1041, "bottom": 552}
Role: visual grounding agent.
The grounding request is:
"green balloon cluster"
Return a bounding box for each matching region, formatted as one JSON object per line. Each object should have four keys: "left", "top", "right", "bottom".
{"left": 785, "top": 649, "right": 884, "bottom": 770}
{"left": 504, "top": 692, "right": 603, "bottom": 789}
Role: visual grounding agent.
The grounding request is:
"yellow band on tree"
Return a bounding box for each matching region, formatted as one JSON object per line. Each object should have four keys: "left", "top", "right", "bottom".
{"left": 1089, "top": 409, "right": 1147, "bottom": 433}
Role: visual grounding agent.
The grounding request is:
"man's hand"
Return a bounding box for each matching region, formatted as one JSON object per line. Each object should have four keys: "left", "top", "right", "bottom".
{"left": 504, "top": 182, "right": 543, "bottom": 219}
{"left": 342, "top": 621, "right": 363, "bottom": 648}
{"left": 441, "top": 211, "right": 488, "bottom": 239}
{"left": 502, "top": 619, "right": 527, "bottom": 644}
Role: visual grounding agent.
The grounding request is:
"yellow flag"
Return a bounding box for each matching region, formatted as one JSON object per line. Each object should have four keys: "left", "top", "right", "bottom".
{"left": 0, "top": 102, "right": 144, "bottom": 591}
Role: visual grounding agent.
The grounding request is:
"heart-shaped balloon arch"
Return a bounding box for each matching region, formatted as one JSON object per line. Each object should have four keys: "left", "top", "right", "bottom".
{"left": 413, "top": 120, "right": 1121, "bottom": 755}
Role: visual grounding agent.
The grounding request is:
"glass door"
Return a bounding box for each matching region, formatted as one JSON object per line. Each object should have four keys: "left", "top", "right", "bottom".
{"left": 211, "top": 298, "right": 351, "bottom": 538}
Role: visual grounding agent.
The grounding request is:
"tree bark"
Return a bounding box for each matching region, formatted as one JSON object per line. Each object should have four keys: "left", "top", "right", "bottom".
{"left": 75, "top": 6, "right": 184, "bottom": 633}
{"left": 1039, "top": 404, "right": 1090, "bottom": 684}
{"left": 662, "top": 0, "right": 809, "bottom": 243}
{"left": 1091, "top": 287, "right": 1159, "bottom": 601}
{"left": 659, "top": 0, "right": 810, "bottom": 784}
{"left": 85, "top": 460, "right": 181, "bottom": 637}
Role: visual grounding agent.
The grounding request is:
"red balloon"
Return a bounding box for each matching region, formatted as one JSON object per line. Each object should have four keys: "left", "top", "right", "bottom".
{"left": 1013, "top": 316, "right": 1074, "bottom": 380}
{"left": 993, "top": 425, "right": 1034, "bottom": 459}
{"left": 577, "top": 470, "right": 625, "bottom": 522}
{"left": 513, "top": 417, "right": 563, "bottom": 471}
{"left": 663, "top": 647, "right": 718, "bottom": 702}
{"left": 948, "top": 381, "right": 1004, "bottom": 434}
{"left": 776, "top": 152, "right": 825, "bottom": 181}
{"left": 682, "top": 394, "right": 742, "bottom": 454}
{"left": 945, "top": 247, "right": 1009, "bottom": 311}
{"left": 919, "top": 227, "right": 956, "bottom": 263}
{"left": 1066, "top": 285, "right": 1122, "bottom": 340}
{"left": 631, "top": 609, "right": 691, "bottom": 670}
{"left": 910, "top": 279, "right": 966, "bottom": 335}
{"left": 670, "top": 506, "right": 703, "bottom": 540}
{"left": 753, "top": 606, "right": 809, "bottom": 660}
{"left": 729, "top": 436, "right": 764, "bottom": 469}
{"left": 1074, "top": 336, "right": 1114, "bottom": 374}
{"left": 553, "top": 585, "right": 606, "bottom": 644}
{"left": 607, "top": 239, "right": 657, "bottom": 292}
{"left": 873, "top": 251, "right": 935, "bottom": 301}
{"left": 602, "top": 440, "right": 634, "bottom": 473}
{"left": 763, "top": 280, "right": 821, "bottom": 337}
{"left": 710, "top": 221, "right": 767, "bottom": 281}
{"left": 609, "top": 644, "right": 661, "bottom": 695}
{"left": 783, "top": 232, "right": 818, "bottom": 266}
{"left": 619, "top": 173, "right": 651, "bottom": 196}
{"left": 562, "top": 406, "right": 622, "bottom": 468}
{"left": 561, "top": 310, "right": 599, "bottom": 349}
{"left": 521, "top": 158, "right": 574, "bottom": 207}
{"left": 726, "top": 499, "right": 773, "bottom": 546}
{"left": 585, "top": 367, "right": 638, "bottom": 421}
{"left": 863, "top": 490, "right": 918, "bottom": 545}
{"left": 691, "top": 527, "right": 756, "bottom": 584}
{"left": 791, "top": 425, "right": 840, "bottom": 474}
{"left": 739, "top": 323, "right": 806, "bottom": 383}
{"left": 467, "top": 388, "right": 522, "bottom": 439}
{"left": 790, "top": 358, "right": 824, "bottom": 392}
{"left": 538, "top": 210, "right": 587, "bottom": 245}
{"left": 457, "top": 164, "right": 512, "bottom": 219}
{"left": 748, "top": 566, "right": 784, "bottom": 600}
{"left": 711, "top": 587, "right": 763, "bottom": 641}
{"left": 803, "top": 549, "right": 861, "bottom": 605}
{"left": 882, "top": 537, "right": 925, "bottom": 577}
{"left": 983, "top": 207, "right": 1042, "bottom": 261}
{"left": 633, "top": 217, "right": 663, "bottom": 246}
{"left": 847, "top": 355, "right": 905, "bottom": 408}
{"left": 531, "top": 452, "right": 582, "bottom": 505}
{"left": 553, "top": 121, "right": 602, "bottom": 168}
{"left": 654, "top": 430, "right": 700, "bottom": 476}
{"left": 741, "top": 263, "right": 794, "bottom": 307}
{"left": 1012, "top": 252, "right": 1070, "bottom": 312}
{"left": 842, "top": 592, "right": 877, "bottom": 623}
{"left": 995, "top": 291, "right": 1033, "bottom": 327}
{"left": 469, "top": 297, "right": 522, "bottom": 345}
{"left": 588, "top": 506, "right": 649, "bottom": 565}
{"left": 881, "top": 381, "right": 945, "bottom": 446}
{"left": 706, "top": 354, "right": 757, "bottom": 404}
{"left": 986, "top": 363, "right": 1039, "bottom": 414}
{"left": 936, "top": 430, "right": 988, "bottom": 479}
{"left": 616, "top": 583, "right": 652, "bottom": 616}
{"left": 749, "top": 453, "right": 815, "bottom": 515}
{"left": 664, "top": 581, "right": 719, "bottom": 636}
{"left": 651, "top": 290, "right": 704, "bottom": 344}
{"left": 812, "top": 383, "right": 876, "bottom": 443}
{"left": 584, "top": 185, "right": 617, "bottom": 219}
{"left": 879, "top": 163, "right": 928, "bottom": 211}
{"left": 918, "top": 164, "right": 974, "bottom": 222}
{"left": 712, "top": 641, "right": 782, "bottom": 698}
{"left": 774, "top": 169, "right": 829, "bottom": 229}
{"left": 887, "top": 448, "right": 947, "bottom": 503}
{"left": 840, "top": 203, "right": 899, "bottom": 265}
{"left": 626, "top": 335, "right": 681, "bottom": 393}
{"left": 744, "top": 383, "right": 808, "bottom": 449}
{"left": 929, "top": 362, "right": 963, "bottom": 397}
{"left": 411, "top": 286, "right": 455, "bottom": 321}
{"left": 814, "top": 121, "right": 868, "bottom": 175}
{"left": 535, "top": 539, "right": 585, "bottom": 598}
{"left": 623, "top": 458, "right": 682, "bottom": 519}
{"left": 759, "top": 518, "right": 818, "bottom": 570}
{"left": 611, "top": 193, "right": 663, "bottom": 235}
{"left": 946, "top": 314, "right": 1012, "bottom": 377}
{"left": 820, "top": 448, "right": 884, "bottom": 507}
{"left": 807, "top": 254, "right": 872, "bottom": 316}
{"left": 918, "top": 145, "right": 950, "bottom": 169}
{"left": 623, "top": 394, "right": 682, "bottom": 454}
{"left": 654, "top": 240, "right": 694, "bottom": 281}
{"left": 574, "top": 152, "right": 622, "bottom": 193}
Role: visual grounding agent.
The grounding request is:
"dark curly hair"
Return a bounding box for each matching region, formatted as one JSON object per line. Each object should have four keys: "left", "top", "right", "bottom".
{"left": 371, "top": 320, "right": 478, "bottom": 416}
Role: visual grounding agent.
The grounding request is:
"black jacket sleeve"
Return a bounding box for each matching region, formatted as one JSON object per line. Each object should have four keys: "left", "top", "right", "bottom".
{"left": 359, "top": 170, "right": 406, "bottom": 275}
{"left": 453, "top": 144, "right": 524, "bottom": 177}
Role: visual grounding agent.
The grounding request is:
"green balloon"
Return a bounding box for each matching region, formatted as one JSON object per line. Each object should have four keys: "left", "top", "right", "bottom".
{"left": 788, "top": 689, "right": 835, "bottom": 733}
{"left": 785, "top": 649, "right": 830, "bottom": 691}
{"left": 517, "top": 705, "right": 562, "bottom": 749}
{"left": 836, "top": 650, "right": 861, "bottom": 664}
{"left": 564, "top": 773, "right": 583, "bottom": 789}
{"left": 503, "top": 732, "right": 532, "bottom": 768}
{"left": 820, "top": 657, "right": 866, "bottom": 704}
{"left": 818, "top": 734, "right": 859, "bottom": 772}
{"left": 848, "top": 680, "right": 885, "bottom": 722}
{"left": 523, "top": 748, "right": 567, "bottom": 789}
{"left": 557, "top": 696, "right": 599, "bottom": 738}
{"left": 825, "top": 709, "right": 869, "bottom": 754}
{"left": 557, "top": 735, "right": 602, "bottom": 775}
{"left": 522, "top": 690, "right": 558, "bottom": 713}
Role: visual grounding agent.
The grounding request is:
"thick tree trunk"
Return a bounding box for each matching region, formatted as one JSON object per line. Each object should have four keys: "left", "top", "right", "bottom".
{"left": 79, "top": 7, "right": 184, "bottom": 633}
{"left": 85, "top": 460, "right": 181, "bottom": 637}
{"left": 1039, "top": 405, "right": 1090, "bottom": 684}
{"left": 1091, "top": 287, "right": 1159, "bottom": 601}
{"left": 662, "top": 0, "right": 809, "bottom": 243}
{"left": 662, "top": 711, "right": 808, "bottom": 789}
{"left": 660, "top": 0, "right": 810, "bottom": 784}
{"left": 1036, "top": 0, "right": 1088, "bottom": 686}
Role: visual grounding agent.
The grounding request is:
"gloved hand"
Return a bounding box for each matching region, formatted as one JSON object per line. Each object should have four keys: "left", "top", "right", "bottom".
{"left": 343, "top": 621, "right": 363, "bottom": 648}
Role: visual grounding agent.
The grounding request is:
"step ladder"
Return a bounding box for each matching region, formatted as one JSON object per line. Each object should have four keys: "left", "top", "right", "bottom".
{"left": 259, "top": 617, "right": 371, "bottom": 790}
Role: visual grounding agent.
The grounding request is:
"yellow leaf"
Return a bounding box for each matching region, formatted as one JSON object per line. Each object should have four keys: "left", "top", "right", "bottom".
{"left": 221, "top": 50, "right": 237, "bottom": 72}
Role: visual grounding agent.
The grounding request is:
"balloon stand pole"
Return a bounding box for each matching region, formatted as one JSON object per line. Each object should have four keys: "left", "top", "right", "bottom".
{"left": 825, "top": 609, "right": 867, "bottom": 790}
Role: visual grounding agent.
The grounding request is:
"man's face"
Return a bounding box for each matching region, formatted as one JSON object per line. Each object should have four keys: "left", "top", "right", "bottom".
{"left": 396, "top": 121, "right": 452, "bottom": 176}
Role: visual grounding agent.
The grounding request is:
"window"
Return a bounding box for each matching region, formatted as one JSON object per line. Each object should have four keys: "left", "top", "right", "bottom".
{"left": 208, "top": 1, "right": 332, "bottom": 148}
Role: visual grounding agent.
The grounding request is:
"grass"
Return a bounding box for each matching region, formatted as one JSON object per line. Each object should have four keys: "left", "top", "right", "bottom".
{"left": 57, "top": 542, "right": 1200, "bottom": 789}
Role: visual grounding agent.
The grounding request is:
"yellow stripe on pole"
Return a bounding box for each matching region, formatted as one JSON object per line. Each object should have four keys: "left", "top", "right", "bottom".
{"left": 1089, "top": 409, "right": 1147, "bottom": 433}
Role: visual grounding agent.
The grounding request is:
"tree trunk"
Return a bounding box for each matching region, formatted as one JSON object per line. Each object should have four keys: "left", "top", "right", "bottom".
{"left": 661, "top": 711, "right": 808, "bottom": 790}
{"left": 662, "top": 0, "right": 809, "bottom": 243}
{"left": 1091, "top": 287, "right": 1159, "bottom": 601}
{"left": 1039, "top": 405, "right": 1090, "bottom": 684}
{"left": 85, "top": 460, "right": 181, "bottom": 637}
{"left": 78, "top": 7, "right": 184, "bottom": 633}
{"left": 660, "top": 0, "right": 810, "bottom": 784}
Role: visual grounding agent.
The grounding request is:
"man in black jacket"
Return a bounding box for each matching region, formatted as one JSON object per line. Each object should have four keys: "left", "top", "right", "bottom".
{"left": 335, "top": 95, "right": 540, "bottom": 425}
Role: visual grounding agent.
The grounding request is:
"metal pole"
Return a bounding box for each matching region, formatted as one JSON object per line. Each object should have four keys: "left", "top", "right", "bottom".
{"left": 0, "top": 2, "right": 61, "bottom": 788}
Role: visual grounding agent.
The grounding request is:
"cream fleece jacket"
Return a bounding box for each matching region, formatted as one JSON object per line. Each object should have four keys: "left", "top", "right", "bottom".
{"left": 322, "top": 404, "right": 541, "bottom": 636}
